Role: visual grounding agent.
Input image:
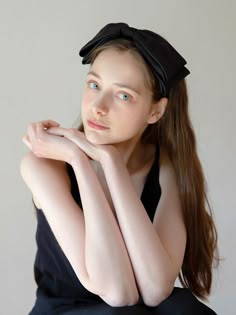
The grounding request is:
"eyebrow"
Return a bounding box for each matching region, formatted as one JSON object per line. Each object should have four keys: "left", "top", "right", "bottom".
{"left": 87, "top": 70, "right": 141, "bottom": 95}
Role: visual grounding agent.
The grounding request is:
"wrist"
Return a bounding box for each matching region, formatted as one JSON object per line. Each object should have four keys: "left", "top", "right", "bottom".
{"left": 68, "top": 147, "right": 88, "bottom": 167}
{"left": 100, "top": 148, "right": 123, "bottom": 169}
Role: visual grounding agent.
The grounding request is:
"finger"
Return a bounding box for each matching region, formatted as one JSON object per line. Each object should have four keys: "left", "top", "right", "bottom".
{"left": 27, "top": 122, "right": 37, "bottom": 144}
{"left": 27, "top": 121, "right": 47, "bottom": 150}
{"left": 22, "top": 135, "right": 32, "bottom": 150}
{"left": 45, "top": 126, "right": 67, "bottom": 136}
{"left": 36, "top": 121, "right": 49, "bottom": 140}
{"left": 41, "top": 120, "right": 60, "bottom": 129}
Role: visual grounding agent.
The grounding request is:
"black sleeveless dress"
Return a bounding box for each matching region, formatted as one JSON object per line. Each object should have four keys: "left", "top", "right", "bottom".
{"left": 28, "top": 144, "right": 217, "bottom": 315}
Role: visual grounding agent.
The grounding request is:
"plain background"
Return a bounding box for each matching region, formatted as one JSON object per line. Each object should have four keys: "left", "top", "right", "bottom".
{"left": 0, "top": 1, "right": 235, "bottom": 314}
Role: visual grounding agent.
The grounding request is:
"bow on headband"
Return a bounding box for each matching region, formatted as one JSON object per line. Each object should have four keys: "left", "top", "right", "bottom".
{"left": 79, "top": 22, "right": 190, "bottom": 97}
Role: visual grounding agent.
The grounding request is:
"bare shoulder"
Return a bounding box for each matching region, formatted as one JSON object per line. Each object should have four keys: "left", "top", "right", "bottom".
{"left": 159, "top": 146, "right": 172, "bottom": 168}
{"left": 20, "top": 151, "right": 71, "bottom": 208}
{"left": 20, "top": 151, "right": 70, "bottom": 186}
{"left": 155, "top": 145, "right": 184, "bottom": 226}
{"left": 158, "top": 146, "right": 177, "bottom": 186}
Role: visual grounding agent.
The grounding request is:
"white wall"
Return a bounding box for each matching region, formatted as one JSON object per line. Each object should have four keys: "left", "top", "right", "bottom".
{"left": 0, "top": 1, "right": 235, "bottom": 314}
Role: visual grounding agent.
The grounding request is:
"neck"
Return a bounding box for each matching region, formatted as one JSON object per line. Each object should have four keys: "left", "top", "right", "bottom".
{"left": 112, "top": 137, "right": 154, "bottom": 175}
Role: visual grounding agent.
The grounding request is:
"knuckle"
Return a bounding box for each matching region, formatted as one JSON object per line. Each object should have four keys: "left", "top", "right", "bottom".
{"left": 35, "top": 134, "right": 44, "bottom": 144}
{"left": 27, "top": 123, "right": 34, "bottom": 131}
{"left": 31, "top": 136, "right": 44, "bottom": 153}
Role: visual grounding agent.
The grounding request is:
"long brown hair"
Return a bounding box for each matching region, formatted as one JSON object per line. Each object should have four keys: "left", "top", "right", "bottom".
{"left": 77, "top": 39, "right": 220, "bottom": 300}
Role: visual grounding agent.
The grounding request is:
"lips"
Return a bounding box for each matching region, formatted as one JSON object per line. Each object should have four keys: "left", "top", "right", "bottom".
{"left": 87, "top": 119, "right": 108, "bottom": 128}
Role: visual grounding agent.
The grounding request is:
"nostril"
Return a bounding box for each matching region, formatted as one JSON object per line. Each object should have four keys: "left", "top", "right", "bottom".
{"left": 92, "top": 103, "right": 108, "bottom": 114}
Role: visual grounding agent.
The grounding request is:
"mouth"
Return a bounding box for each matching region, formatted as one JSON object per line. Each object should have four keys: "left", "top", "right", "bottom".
{"left": 87, "top": 119, "right": 109, "bottom": 130}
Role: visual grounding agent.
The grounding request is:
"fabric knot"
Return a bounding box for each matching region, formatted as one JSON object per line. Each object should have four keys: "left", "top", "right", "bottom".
{"left": 120, "top": 25, "right": 137, "bottom": 41}
{"left": 79, "top": 22, "right": 190, "bottom": 97}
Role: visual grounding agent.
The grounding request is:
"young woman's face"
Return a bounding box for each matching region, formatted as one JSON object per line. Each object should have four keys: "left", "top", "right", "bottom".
{"left": 81, "top": 48, "right": 154, "bottom": 145}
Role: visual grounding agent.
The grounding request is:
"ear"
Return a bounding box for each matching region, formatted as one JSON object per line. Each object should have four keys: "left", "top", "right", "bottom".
{"left": 147, "top": 97, "right": 168, "bottom": 124}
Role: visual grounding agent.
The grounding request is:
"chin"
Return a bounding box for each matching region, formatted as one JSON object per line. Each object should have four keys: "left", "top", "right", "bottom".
{"left": 84, "top": 132, "right": 110, "bottom": 145}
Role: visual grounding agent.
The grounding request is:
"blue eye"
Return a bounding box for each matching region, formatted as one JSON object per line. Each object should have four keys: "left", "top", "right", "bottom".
{"left": 89, "top": 82, "right": 99, "bottom": 89}
{"left": 119, "top": 93, "right": 130, "bottom": 101}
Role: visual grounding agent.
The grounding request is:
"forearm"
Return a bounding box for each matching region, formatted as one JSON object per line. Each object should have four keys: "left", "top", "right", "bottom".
{"left": 70, "top": 154, "right": 139, "bottom": 302}
{"left": 100, "top": 153, "right": 174, "bottom": 304}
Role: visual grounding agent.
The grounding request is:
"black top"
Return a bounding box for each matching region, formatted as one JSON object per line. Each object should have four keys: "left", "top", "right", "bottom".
{"left": 28, "top": 144, "right": 217, "bottom": 315}
{"left": 29, "top": 144, "right": 162, "bottom": 314}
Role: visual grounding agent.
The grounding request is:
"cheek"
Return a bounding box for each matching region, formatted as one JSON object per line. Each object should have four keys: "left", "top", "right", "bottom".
{"left": 81, "top": 93, "right": 89, "bottom": 120}
{"left": 130, "top": 108, "right": 147, "bottom": 125}
{"left": 82, "top": 91, "right": 92, "bottom": 106}
{"left": 128, "top": 110, "right": 150, "bottom": 132}
{"left": 81, "top": 93, "right": 93, "bottom": 119}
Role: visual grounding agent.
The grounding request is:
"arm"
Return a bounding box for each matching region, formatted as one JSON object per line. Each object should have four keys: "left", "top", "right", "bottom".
{"left": 20, "top": 152, "right": 138, "bottom": 307}
{"left": 100, "top": 148, "right": 187, "bottom": 307}
{"left": 70, "top": 154, "right": 139, "bottom": 305}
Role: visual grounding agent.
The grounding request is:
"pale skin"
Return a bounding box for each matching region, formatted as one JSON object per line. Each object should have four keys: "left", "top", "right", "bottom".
{"left": 20, "top": 49, "right": 187, "bottom": 307}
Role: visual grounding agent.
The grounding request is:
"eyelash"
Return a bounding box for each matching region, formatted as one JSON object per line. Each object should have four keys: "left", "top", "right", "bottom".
{"left": 87, "top": 81, "right": 132, "bottom": 102}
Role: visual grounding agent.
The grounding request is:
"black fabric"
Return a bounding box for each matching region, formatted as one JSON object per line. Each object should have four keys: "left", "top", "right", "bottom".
{"left": 29, "top": 144, "right": 217, "bottom": 314}
{"left": 79, "top": 22, "right": 190, "bottom": 97}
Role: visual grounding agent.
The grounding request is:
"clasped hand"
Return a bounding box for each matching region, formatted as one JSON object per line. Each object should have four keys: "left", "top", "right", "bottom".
{"left": 22, "top": 119, "right": 117, "bottom": 164}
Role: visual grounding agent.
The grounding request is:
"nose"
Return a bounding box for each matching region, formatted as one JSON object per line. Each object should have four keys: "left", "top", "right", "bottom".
{"left": 92, "top": 95, "right": 109, "bottom": 116}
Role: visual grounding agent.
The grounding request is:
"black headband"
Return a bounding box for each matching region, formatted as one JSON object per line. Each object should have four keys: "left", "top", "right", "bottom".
{"left": 79, "top": 22, "right": 190, "bottom": 97}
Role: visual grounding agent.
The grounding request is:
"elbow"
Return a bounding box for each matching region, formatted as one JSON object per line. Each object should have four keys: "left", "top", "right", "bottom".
{"left": 142, "top": 284, "right": 173, "bottom": 307}
{"left": 101, "top": 284, "right": 139, "bottom": 307}
{"left": 102, "top": 292, "right": 139, "bottom": 307}
{"left": 114, "top": 287, "right": 139, "bottom": 307}
{"left": 122, "top": 288, "right": 139, "bottom": 306}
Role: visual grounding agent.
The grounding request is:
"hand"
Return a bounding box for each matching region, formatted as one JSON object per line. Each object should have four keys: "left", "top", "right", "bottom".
{"left": 22, "top": 120, "right": 85, "bottom": 163}
{"left": 45, "top": 126, "right": 118, "bottom": 163}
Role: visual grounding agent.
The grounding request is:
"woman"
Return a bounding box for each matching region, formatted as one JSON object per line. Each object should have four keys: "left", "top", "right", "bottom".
{"left": 21, "top": 23, "right": 219, "bottom": 314}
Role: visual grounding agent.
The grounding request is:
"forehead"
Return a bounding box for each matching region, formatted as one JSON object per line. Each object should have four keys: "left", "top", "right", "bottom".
{"left": 90, "top": 48, "right": 148, "bottom": 88}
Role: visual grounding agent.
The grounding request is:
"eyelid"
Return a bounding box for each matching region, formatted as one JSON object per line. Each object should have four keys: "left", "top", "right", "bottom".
{"left": 87, "top": 80, "right": 99, "bottom": 88}
{"left": 87, "top": 79, "right": 98, "bottom": 84}
{"left": 87, "top": 80, "right": 134, "bottom": 100}
{"left": 118, "top": 91, "right": 132, "bottom": 101}
{"left": 87, "top": 74, "right": 99, "bottom": 83}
